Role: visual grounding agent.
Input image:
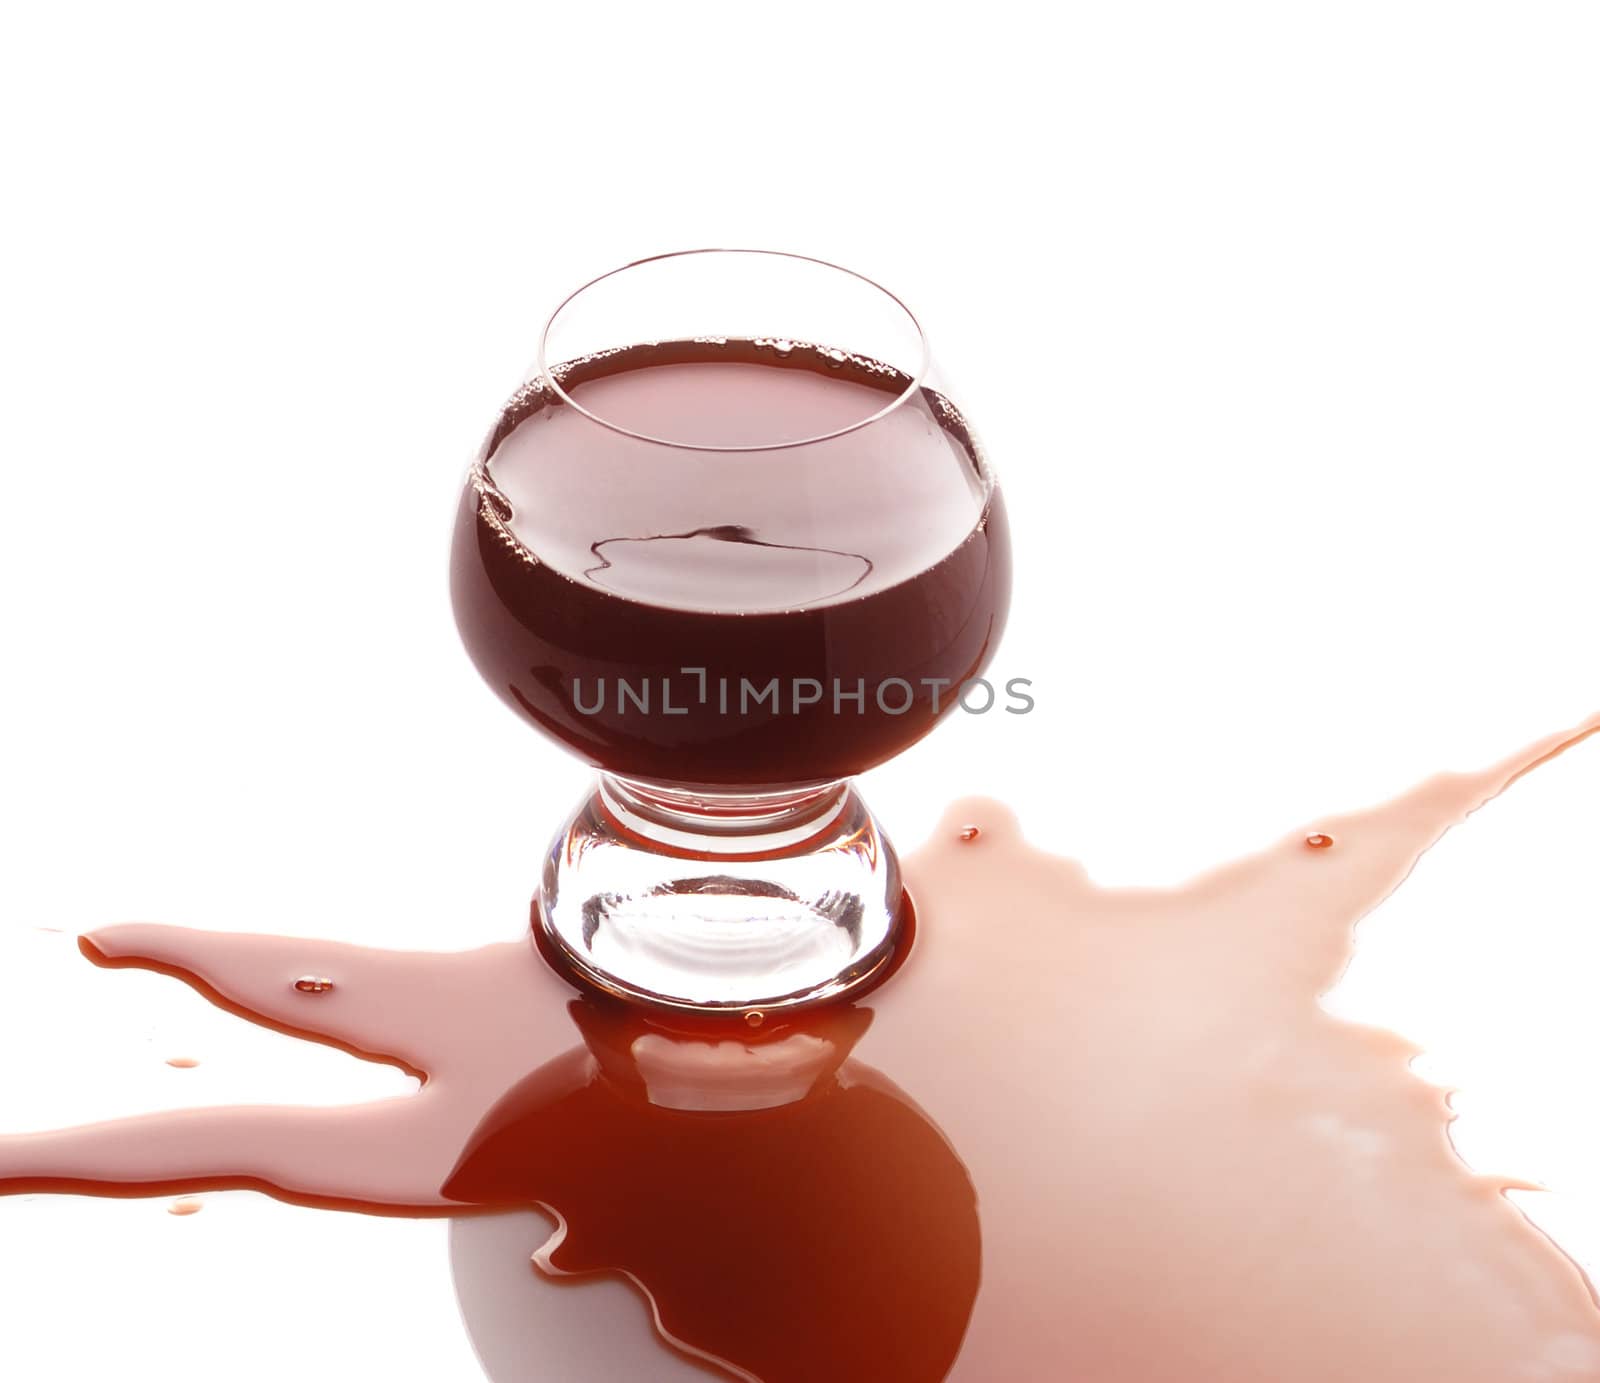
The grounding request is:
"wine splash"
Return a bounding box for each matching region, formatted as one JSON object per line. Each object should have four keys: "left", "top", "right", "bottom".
{"left": 3, "top": 715, "right": 1600, "bottom": 1380}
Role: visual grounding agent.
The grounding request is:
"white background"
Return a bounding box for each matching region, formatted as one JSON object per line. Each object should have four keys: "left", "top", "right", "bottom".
{"left": 2, "top": 2, "right": 1598, "bottom": 1378}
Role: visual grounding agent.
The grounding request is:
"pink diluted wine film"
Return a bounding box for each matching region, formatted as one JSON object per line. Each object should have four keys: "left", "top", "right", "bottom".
{"left": 2, "top": 715, "right": 1598, "bottom": 1379}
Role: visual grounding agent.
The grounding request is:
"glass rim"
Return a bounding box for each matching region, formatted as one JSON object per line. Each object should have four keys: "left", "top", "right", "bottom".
{"left": 534, "top": 247, "right": 933, "bottom": 453}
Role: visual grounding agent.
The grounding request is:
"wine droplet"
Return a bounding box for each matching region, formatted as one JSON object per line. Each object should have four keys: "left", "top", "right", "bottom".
{"left": 744, "top": 1010, "right": 765, "bottom": 1028}
{"left": 165, "top": 1056, "right": 200, "bottom": 1069}
{"left": 1305, "top": 833, "right": 1335, "bottom": 849}
{"left": 959, "top": 825, "right": 982, "bottom": 843}
{"left": 293, "top": 976, "right": 335, "bottom": 994}
{"left": 167, "top": 1197, "right": 204, "bottom": 1216}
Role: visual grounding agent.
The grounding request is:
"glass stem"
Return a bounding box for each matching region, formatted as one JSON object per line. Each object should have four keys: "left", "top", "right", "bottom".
{"left": 598, "top": 776, "right": 852, "bottom": 855}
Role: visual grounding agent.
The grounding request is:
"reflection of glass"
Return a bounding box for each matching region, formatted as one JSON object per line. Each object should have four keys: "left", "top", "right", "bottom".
{"left": 447, "top": 1001, "right": 982, "bottom": 1383}
{"left": 450, "top": 250, "right": 1011, "bottom": 1011}
{"left": 0, "top": 928, "right": 979, "bottom": 1382}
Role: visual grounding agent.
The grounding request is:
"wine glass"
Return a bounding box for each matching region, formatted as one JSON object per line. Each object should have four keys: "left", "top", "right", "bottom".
{"left": 450, "top": 249, "right": 1010, "bottom": 1011}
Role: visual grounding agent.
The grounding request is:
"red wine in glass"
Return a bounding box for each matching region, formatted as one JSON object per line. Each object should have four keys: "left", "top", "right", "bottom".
{"left": 452, "top": 338, "right": 1011, "bottom": 787}
{"left": 449, "top": 251, "right": 1012, "bottom": 1011}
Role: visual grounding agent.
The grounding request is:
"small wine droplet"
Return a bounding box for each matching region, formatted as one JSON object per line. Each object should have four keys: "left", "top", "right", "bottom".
{"left": 165, "top": 1056, "right": 200, "bottom": 1069}
{"left": 293, "top": 976, "right": 335, "bottom": 994}
{"left": 744, "top": 1010, "right": 765, "bottom": 1028}
{"left": 1305, "top": 833, "right": 1335, "bottom": 850}
{"left": 167, "top": 1197, "right": 204, "bottom": 1216}
{"left": 959, "top": 825, "right": 982, "bottom": 843}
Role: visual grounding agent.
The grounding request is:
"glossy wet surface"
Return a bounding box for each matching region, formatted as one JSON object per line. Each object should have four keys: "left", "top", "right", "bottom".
{"left": 4, "top": 715, "right": 1599, "bottom": 1380}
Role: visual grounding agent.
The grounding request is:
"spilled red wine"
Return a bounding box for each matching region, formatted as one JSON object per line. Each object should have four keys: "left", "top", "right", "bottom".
{"left": 450, "top": 340, "right": 1012, "bottom": 786}
{"left": 4, "top": 715, "right": 1600, "bottom": 1381}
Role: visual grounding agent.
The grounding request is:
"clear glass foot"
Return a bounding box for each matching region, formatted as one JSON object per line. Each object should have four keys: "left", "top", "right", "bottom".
{"left": 537, "top": 776, "right": 905, "bottom": 1011}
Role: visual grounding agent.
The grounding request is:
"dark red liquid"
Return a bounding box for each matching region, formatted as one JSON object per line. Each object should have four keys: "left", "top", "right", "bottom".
{"left": 450, "top": 340, "right": 1011, "bottom": 786}
{"left": 446, "top": 999, "right": 980, "bottom": 1382}
{"left": 6, "top": 716, "right": 1600, "bottom": 1379}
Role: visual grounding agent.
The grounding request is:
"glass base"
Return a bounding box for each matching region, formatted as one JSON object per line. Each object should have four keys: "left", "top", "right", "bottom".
{"left": 536, "top": 776, "right": 905, "bottom": 1012}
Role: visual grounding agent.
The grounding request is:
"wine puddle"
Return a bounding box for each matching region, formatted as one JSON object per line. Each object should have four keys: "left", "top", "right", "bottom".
{"left": 4, "top": 715, "right": 1600, "bottom": 1380}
